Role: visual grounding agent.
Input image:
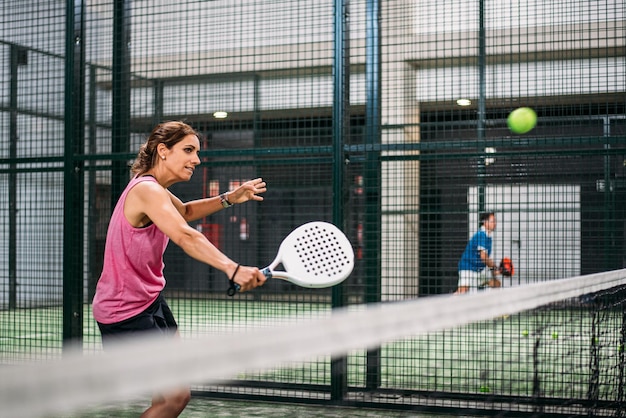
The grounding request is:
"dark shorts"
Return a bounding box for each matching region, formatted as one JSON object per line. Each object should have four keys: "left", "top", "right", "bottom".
{"left": 97, "top": 293, "right": 178, "bottom": 348}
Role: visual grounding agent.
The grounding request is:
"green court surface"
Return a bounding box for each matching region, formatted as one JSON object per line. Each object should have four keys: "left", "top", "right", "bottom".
{"left": 0, "top": 298, "right": 331, "bottom": 359}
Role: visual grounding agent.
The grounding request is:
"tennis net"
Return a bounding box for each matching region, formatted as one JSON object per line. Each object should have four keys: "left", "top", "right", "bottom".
{"left": 1, "top": 269, "right": 625, "bottom": 417}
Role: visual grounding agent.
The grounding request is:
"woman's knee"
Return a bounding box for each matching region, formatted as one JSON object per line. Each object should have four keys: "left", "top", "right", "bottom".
{"left": 162, "top": 387, "right": 191, "bottom": 414}
{"left": 171, "top": 388, "right": 191, "bottom": 410}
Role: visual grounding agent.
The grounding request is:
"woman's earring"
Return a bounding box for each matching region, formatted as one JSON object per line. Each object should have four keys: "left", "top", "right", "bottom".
{"left": 161, "top": 155, "right": 165, "bottom": 160}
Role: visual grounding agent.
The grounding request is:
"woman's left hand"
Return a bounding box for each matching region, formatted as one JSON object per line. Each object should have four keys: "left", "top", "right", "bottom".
{"left": 227, "top": 178, "right": 266, "bottom": 204}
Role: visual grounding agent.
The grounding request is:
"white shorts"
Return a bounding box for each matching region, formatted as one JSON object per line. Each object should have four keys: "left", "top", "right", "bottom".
{"left": 458, "top": 269, "right": 492, "bottom": 291}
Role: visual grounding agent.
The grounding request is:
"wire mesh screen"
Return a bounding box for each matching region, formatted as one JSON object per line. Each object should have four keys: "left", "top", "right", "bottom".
{"left": 0, "top": 0, "right": 625, "bottom": 416}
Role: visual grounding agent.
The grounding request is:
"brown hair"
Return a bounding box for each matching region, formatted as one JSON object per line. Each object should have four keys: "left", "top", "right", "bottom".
{"left": 480, "top": 211, "right": 495, "bottom": 226}
{"left": 131, "top": 121, "right": 200, "bottom": 175}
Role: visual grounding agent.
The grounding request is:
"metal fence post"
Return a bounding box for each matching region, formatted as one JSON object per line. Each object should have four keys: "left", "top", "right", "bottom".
{"left": 63, "top": 0, "right": 86, "bottom": 348}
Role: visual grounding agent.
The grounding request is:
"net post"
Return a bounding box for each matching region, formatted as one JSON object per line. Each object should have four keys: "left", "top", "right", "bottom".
{"left": 531, "top": 334, "right": 543, "bottom": 415}
{"left": 587, "top": 303, "right": 600, "bottom": 408}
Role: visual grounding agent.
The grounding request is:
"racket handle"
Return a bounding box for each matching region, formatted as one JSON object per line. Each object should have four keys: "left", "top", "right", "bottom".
{"left": 261, "top": 267, "right": 273, "bottom": 279}
{"left": 227, "top": 268, "right": 272, "bottom": 296}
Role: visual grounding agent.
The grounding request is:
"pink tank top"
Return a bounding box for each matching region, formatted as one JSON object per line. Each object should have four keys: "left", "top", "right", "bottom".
{"left": 92, "top": 175, "right": 170, "bottom": 324}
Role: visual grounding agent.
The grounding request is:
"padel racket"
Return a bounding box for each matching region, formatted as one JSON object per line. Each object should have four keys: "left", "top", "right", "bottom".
{"left": 499, "top": 257, "right": 514, "bottom": 277}
{"left": 228, "top": 221, "right": 354, "bottom": 295}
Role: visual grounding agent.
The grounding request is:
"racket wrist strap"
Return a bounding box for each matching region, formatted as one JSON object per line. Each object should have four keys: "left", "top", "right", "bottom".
{"left": 227, "top": 264, "right": 241, "bottom": 296}
{"left": 230, "top": 264, "right": 241, "bottom": 281}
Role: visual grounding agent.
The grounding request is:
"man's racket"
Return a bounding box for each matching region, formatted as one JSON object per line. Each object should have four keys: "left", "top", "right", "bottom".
{"left": 499, "top": 257, "right": 514, "bottom": 277}
{"left": 228, "top": 221, "right": 354, "bottom": 295}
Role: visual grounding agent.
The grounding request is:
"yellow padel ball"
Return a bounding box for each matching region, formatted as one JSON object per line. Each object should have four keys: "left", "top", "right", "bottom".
{"left": 507, "top": 107, "right": 537, "bottom": 134}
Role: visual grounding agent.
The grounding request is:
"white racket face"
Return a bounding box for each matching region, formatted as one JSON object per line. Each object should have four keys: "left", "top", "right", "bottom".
{"left": 271, "top": 221, "right": 354, "bottom": 288}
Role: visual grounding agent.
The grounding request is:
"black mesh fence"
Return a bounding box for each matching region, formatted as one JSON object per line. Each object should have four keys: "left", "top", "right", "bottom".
{"left": 1, "top": 0, "right": 625, "bottom": 415}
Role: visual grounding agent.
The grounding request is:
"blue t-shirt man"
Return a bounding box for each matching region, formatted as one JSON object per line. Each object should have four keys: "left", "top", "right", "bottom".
{"left": 458, "top": 227, "right": 492, "bottom": 272}
{"left": 455, "top": 212, "right": 501, "bottom": 293}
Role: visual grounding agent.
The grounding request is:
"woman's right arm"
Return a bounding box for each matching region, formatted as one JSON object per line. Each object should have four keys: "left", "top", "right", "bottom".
{"left": 127, "top": 181, "right": 265, "bottom": 292}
